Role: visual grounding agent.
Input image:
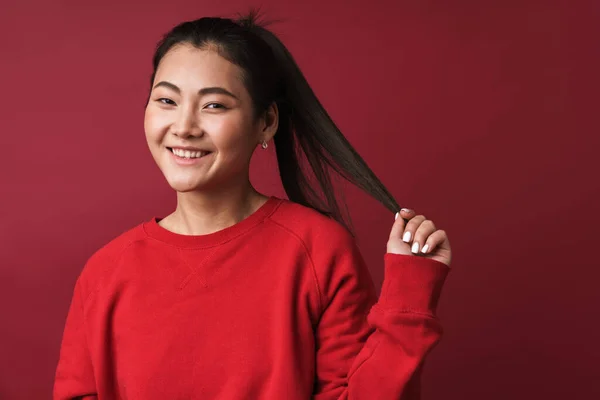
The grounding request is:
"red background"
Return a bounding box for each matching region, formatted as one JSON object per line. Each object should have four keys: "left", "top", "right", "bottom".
{"left": 1, "top": 0, "right": 598, "bottom": 398}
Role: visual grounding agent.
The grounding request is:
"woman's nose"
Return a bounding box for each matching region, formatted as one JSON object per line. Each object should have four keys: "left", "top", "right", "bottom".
{"left": 172, "top": 105, "right": 202, "bottom": 138}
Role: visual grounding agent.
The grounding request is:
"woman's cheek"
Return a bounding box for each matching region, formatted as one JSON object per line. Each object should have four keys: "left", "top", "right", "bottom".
{"left": 147, "top": 118, "right": 170, "bottom": 141}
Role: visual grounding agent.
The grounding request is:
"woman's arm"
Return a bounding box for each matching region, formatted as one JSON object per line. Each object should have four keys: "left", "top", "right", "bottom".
{"left": 312, "top": 216, "right": 450, "bottom": 399}
{"left": 53, "top": 278, "right": 98, "bottom": 400}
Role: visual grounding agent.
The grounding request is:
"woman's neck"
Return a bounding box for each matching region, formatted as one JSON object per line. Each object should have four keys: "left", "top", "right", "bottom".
{"left": 159, "top": 184, "right": 269, "bottom": 236}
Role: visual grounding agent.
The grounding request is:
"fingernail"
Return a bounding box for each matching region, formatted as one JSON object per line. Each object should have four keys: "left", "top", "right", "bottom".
{"left": 422, "top": 244, "right": 429, "bottom": 253}
{"left": 402, "top": 231, "right": 411, "bottom": 242}
{"left": 401, "top": 208, "right": 412, "bottom": 213}
{"left": 411, "top": 242, "right": 420, "bottom": 253}
{"left": 395, "top": 212, "right": 399, "bottom": 220}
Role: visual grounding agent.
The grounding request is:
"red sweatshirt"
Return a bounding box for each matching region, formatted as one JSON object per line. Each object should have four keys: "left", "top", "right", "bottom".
{"left": 54, "top": 196, "right": 449, "bottom": 399}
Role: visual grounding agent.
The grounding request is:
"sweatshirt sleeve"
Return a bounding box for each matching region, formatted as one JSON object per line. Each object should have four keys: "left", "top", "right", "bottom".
{"left": 312, "top": 234, "right": 449, "bottom": 400}
{"left": 53, "top": 277, "right": 98, "bottom": 400}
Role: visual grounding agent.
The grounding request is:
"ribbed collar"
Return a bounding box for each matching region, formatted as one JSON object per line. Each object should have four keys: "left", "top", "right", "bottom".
{"left": 143, "top": 196, "right": 282, "bottom": 248}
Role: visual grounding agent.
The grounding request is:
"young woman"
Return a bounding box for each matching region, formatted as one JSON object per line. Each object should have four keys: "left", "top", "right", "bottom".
{"left": 54, "top": 11, "right": 452, "bottom": 400}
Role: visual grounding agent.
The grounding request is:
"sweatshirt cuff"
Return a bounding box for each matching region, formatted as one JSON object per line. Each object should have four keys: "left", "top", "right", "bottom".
{"left": 377, "top": 253, "right": 450, "bottom": 315}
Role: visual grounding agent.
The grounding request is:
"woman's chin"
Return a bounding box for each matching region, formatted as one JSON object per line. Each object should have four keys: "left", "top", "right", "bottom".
{"left": 165, "top": 177, "right": 204, "bottom": 193}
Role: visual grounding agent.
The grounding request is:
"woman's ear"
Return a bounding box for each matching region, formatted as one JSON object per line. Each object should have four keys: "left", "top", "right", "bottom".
{"left": 260, "top": 102, "right": 279, "bottom": 142}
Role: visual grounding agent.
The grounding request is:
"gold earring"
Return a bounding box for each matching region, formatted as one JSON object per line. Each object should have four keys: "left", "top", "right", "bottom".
{"left": 261, "top": 140, "right": 268, "bottom": 149}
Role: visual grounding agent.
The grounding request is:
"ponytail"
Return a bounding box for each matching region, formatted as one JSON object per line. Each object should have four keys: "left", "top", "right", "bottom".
{"left": 239, "top": 11, "right": 401, "bottom": 235}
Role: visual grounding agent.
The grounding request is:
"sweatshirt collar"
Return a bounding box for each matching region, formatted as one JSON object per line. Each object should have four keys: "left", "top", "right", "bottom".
{"left": 143, "top": 196, "right": 282, "bottom": 248}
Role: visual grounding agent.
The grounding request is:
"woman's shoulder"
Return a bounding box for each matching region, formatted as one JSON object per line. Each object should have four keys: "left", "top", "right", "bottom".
{"left": 269, "top": 198, "right": 355, "bottom": 249}
{"left": 76, "top": 220, "right": 150, "bottom": 285}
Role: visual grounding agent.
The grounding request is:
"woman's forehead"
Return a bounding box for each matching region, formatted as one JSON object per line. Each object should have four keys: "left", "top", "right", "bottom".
{"left": 155, "top": 45, "right": 246, "bottom": 95}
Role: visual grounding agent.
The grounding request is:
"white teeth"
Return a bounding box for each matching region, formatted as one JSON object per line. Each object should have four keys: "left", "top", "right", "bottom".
{"left": 171, "top": 148, "right": 207, "bottom": 159}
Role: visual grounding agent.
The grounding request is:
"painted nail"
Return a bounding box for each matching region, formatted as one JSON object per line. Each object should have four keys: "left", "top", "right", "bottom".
{"left": 422, "top": 244, "right": 429, "bottom": 253}
{"left": 395, "top": 212, "right": 399, "bottom": 220}
{"left": 402, "top": 231, "right": 411, "bottom": 243}
{"left": 411, "top": 242, "right": 420, "bottom": 253}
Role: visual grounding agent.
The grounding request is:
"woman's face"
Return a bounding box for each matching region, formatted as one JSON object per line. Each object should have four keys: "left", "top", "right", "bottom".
{"left": 144, "top": 43, "right": 268, "bottom": 193}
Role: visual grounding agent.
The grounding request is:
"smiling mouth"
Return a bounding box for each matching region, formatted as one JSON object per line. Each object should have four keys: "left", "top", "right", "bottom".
{"left": 167, "top": 147, "right": 212, "bottom": 159}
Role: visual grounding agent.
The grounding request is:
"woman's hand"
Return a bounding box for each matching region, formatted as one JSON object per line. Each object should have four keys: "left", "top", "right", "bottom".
{"left": 386, "top": 208, "right": 452, "bottom": 267}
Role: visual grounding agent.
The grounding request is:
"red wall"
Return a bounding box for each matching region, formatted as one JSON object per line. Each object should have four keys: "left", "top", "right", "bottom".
{"left": 1, "top": 0, "right": 598, "bottom": 398}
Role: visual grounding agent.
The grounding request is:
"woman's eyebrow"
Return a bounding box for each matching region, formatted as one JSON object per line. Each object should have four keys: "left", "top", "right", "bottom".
{"left": 153, "top": 81, "right": 239, "bottom": 100}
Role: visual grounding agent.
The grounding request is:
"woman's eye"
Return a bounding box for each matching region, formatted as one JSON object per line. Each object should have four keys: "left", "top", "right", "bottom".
{"left": 206, "top": 103, "right": 225, "bottom": 109}
{"left": 157, "top": 98, "right": 175, "bottom": 105}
